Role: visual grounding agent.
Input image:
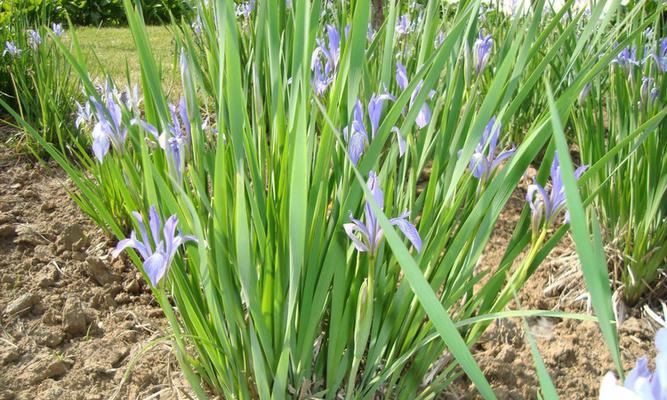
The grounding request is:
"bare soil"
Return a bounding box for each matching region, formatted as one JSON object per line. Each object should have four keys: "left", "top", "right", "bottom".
{"left": 0, "top": 127, "right": 659, "bottom": 399}
{"left": 0, "top": 127, "right": 188, "bottom": 400}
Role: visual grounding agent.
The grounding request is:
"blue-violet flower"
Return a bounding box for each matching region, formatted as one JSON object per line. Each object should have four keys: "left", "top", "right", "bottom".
{"left": 599, "top": 327, "right": 666, "bottom": 400}
{"left": 396, "top": 61, "right": 433, "bottom": 129}
{"left": 344, "top": 171, "right": 422, "bottom": 254}
{"left": 113, "top": 205, "right": 197, "bottom": 287}
{"left": 461, "top": 116, "right": 515, "bottom": 182}
{"left": 526, "top": 152, "right": 587, "bottom": 233}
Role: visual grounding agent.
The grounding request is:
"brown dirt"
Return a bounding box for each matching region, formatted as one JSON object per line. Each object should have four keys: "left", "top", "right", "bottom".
{"left": 0, "top": 127, "right": 188, "bottom": 400}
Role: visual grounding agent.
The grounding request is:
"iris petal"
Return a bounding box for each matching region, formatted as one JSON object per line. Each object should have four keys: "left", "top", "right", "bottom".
{"left": 143, "top": 252, "right": 168, "bottom": 287}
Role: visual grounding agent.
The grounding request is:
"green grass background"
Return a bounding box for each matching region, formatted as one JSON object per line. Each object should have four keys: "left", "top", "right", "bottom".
{"left": 75, "top": 26, "right": 179, "bottom": 93}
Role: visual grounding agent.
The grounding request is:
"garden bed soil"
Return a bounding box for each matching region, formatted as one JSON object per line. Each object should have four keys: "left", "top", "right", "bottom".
{"left": 0, "top": 127, "right": 190, "bottom": 400}
{"left": 0, "top": 126, "right": 659, "bottom": 399}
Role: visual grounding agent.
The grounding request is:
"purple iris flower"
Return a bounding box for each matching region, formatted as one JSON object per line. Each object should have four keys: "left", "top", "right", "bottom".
{"left": 395, "top": 61, "right": 433, "bottom": 129}
{"left": 368, "top": 93, "right": 396, "bottom": 138}
{"left": 235, "top": 0, "right": 255, "bottom": 18}
{"left": 644, "top": 27, "right": 654, "bottom": 39}
{"left": 473, "top": 32, "right": 493, "bottom": 75}
{"left": 526, "top": 152, "right": 588, "bottom": 232}
{"left": 578, "top": 82, "right": 592, "bottom": 106}
{"left": 343, "top": 94, "right": 401, "bottom": 164}
{"left": 27, "top": 30, "right": 42, "bottom": 50}
{"left": 89, "top": 89, "right": 128, "bottom": 162}
{"left": 344, "top": 171, "right": 422, "bottom": 254}
{"left": 367, "top": 23, "right": 376, "bottom": 41}
{"left": 75, "top": 100, "right": 93, "bottom": 129}
{"left": 612, "top": 46, "right": 639, "bottom": 76}
{"left": 391, "top": 127, "right": 407, "bottom": 156}
{"left": 112, "top": 205, "right": 197, "bottom": 287}
{"left": 343, "top": 100, "right": 369, "bottom": 166}
{"left": 118, "top": 84, "right": 141, "bottom": 112}
{"left": 132, "top": 97, "right": 191, "bottom": 179}
{"left": 640, "top": 77, "right": 659, "bottom": 105}
{"left": 52, "top": 23, "right": 65, "bottom": 36}
{"left": 435, "top": 31, "right": 445, "bottom": 47}
{"left": 3, "top": 41, "right": 21, "bottom": 57}
{"left": 396, "top": 14, "right": 412, "bottom": 37}
{"left": 460, "top": 116, "right": 515, "bottom": 182}
{"left": 311, "top": 25, "right": 341, "bottom": 95}
{"left": 192, "top": 16, "right": 203, "bottom": 35}
{"left": 651, "top": 37, "right": 667, "bottom": 73}
{"left": 599, "top": 327, "right": 666, "bottom": 400}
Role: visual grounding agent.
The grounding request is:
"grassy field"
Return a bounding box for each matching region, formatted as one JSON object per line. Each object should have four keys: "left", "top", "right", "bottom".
{"left": 74, "top": 26, "right": 180, "bottom": 94}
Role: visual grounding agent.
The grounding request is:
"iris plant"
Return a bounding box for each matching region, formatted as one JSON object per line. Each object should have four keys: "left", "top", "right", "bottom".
{"left": 461, "top": 116, "right": 515, "bottom": 184}
{"left": 396, "top": 14, "right": 412, "bottom": 38}
{"left": 133, "top": 97, "right": 192, "bottom": 179}
{"left": 646, "top": 37, "right": 667, "bottom": 73}
{"left": 600, "top": 327, "right": 666, "bottom": 400}
{"left": 89, "top": 89, "right": 128, "bottom": 162}
{"left": 27, "top": 30, "right": 41, "bottom": 50}
{"left": 612, "top": 46, "right": 639, "bottom": 77}
{"left": 3, "top": 41, "right": 21, "bottom": 57}
{"left": 311, "top": 25, "right": 341, "bottom": 95}
{"left": 75, "top": 100, "right": 93, "bottom": 129}
{"left": 52, "top": 23, "right": 65, "bottom": 36}
{"left": 396, "top": 61, "right": 433, "bottom": 129}
{"left": 526, "top": 152, "right": 587, "bottom": 234}
{"left": 579, "top": 82, "right": 592, "bottom": 105}
{"left": 236, "top": 0, "right": 255, "bottom": 19}
{"left": 343, "top": 94, "right": 402, "bottom": 165}
{"left": 657, "top": 38, "right": 667, "bottom": 72}
{"left": 113, "top": 205, "right": 197, "bottom": 287}
{"left": 473, "top": 32, "right": 493, "bottom": 74}
{"left": 640, "top": 77, "right": 659, "bottom": 105}
{"left": 344, "top": 171, "right": 421, "bottom": 254}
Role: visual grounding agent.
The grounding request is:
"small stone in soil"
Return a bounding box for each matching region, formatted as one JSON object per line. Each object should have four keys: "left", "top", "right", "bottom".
{"left": 62, "top": 297, "right": 87, "bottom": 335}
{"left": 1, "top": 348, "right": 20, "bottom": 365}
{"left": 41, "top": 309, "right": 61, "bottom": 325}
{"left": 14, "top": 224, "right": 49, "bottom": 246}
{"left": 0, "top": 389, "right": 15, "bottom": 400}
{"left": 0, "top": 224, "right": 16, "bottom": 238}
{"left": 40, "top": 387, "right": 65, "bottom": 400}
{"left": 56, "top": 223, "right": 87, "bottom": 253}
{"left": 114, "top": 292, "right": 131, "bottom": 304}
{"left": 40, "top": 201, "right": 56, "bottom": 213}
{"left": 85, "top": 256, "right": 120, "bottom": 286}
{"left": 28, "top": 358, "right": 69, "bottom": 383}
{"left": 37, "top": 264, "right": 60, "bottom": 288}
{"left": 496, "top": 346, "right": 516, "bottom": 363}
{"left": 123, "top": 278, "right": 141, "bottom": 294}
{"left": 35, "top": 327, "right": 65, "bottom": 348}
{"left": 0, "top": 212, "right": 14, "bottom": 224}
{"left": 91, "top": 289, "right": 116, "bottom": 309}
{"left": 4, "top": 293, "right": 40, "bottom": 316}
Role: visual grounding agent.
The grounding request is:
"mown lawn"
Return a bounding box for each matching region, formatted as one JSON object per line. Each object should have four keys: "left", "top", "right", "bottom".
{"left": 74, "top": 26, "right": 180, "bottom": 94}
